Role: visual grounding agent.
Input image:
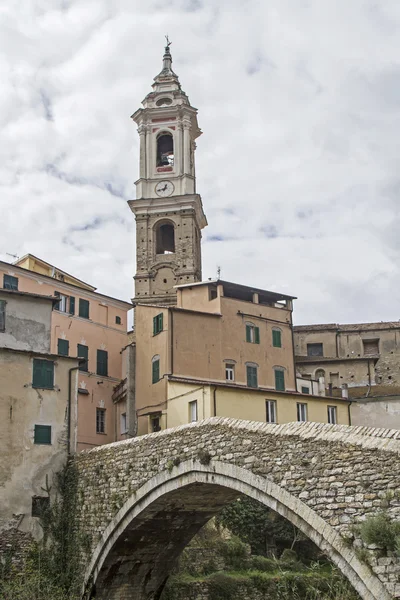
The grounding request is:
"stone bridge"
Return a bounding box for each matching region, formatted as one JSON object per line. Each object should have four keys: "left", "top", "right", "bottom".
{"left": 74, "top": 418, "right": 400, "bottom": 600}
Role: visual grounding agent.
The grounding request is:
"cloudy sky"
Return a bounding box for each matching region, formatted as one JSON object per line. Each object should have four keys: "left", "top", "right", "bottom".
{"left": 2, "top": 0, "right": 400, "bottom": 325}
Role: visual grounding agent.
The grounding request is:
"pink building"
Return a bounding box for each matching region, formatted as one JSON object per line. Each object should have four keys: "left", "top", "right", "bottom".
{"left": 0, "top": 254, "right": 132, "bottom": 451}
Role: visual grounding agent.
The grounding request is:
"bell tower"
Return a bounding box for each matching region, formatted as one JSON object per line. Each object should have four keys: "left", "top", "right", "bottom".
{"left": 129, "top": 41, "right": 207, "bottom": 305}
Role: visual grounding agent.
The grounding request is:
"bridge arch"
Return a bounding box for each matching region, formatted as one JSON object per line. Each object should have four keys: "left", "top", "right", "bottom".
{"left": 84, "top": 460, "right": 389, "bottom": 600}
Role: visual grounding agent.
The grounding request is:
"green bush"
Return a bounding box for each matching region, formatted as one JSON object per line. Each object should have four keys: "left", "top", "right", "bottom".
{"left": 207, "top": 573, "right": 239, "bottom": 600}
{"left": 249, "top": 555, "right": 276, "bottom": 572}
{"left": 359, "top": 513, "right": 400, "bottom": 552}
{"left": 218, "top": 536, "right": 249, "bottom": 570}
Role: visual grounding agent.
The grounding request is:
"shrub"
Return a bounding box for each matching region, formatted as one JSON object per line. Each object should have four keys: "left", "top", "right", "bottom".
{"left": 207, "top": 573, "right": 239, "bottom": 600}
{"left": 249, "top": 555, "right": 276, "bottom": 572}
{"left": 218, "top": 536, "right": 249, "bottom": 570}
{"left": 359, "top": 513, "right": 400, "bottom": 552}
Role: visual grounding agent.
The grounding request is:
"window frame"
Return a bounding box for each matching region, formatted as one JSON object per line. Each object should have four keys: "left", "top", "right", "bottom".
{"left": 77, "top": 344, "right": 89, "bottom": 372}
{"left": 189, "top": 400, "right": 198, "bottom": 422}
{"left": 225, "top": 363, "right": 235, "bottom": 382}
{"left": 297, "top": 402, "right": 308, "bottom": 422}
{"left": 3, "top": 274, "right": 18, "bottom": 290}
{"left": 78, "top": 298, "right": 90, "bottom": 319}
{"left": 54, "top": 292, "right": 75, "bottom": 315}
{"left": 307, "top": 343, "right": 323, "bottom": 357}
{"left": 272, "top": 328, "right": 282, "bottom": 348}
{"left": 120, "top": 412, "right": 127, "bottom": 435}
{"left": 266, "top": 400, "right": 277, "bottom": 423}
{"left": 32, "top": 359, "right": 54, "bottom": 390}
{"left": 57, "top": 338, "right": 69, "bottom": 356}
{"left": 245, "top": 322, "right": 260, "bottom": 344}
{"left": 96, "top": 408, "right": 106, "bottom": 434}
{"left": 327, "top": 405, "right": 337, "bottom": 425}
{"left": 301, "top": 386, "right": 310, "bottom": 394}
{"left": 153, "top": 313, "right": 164, "bottom": 336}
{"left": 115, "top": 316, "right": 121, "bottom": 325}
{"left": 246, "top": 364, "right": 258, "bottom": 388}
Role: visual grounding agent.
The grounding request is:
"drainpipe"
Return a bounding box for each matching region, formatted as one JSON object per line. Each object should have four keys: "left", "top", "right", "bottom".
{"left": 68, "top": 362, "right": 83, "bottom": 455}
{"left": 335, "top": 329, "right": 340, "bottom": 358}
{"left": 366, "top": 359, "right": 372, "bottom": 398}
{"left": 213, "top": 386, "right": 217, "bottom": 417}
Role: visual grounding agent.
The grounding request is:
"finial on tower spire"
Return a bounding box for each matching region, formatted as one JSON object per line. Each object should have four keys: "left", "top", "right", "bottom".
{"left": 165, "top": 34, "right": 171, "bottom": 48}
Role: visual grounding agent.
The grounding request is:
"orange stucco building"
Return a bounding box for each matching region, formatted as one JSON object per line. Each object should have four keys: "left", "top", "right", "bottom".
{"left": 0, "top": 254, "right": 132, "bottom": 451}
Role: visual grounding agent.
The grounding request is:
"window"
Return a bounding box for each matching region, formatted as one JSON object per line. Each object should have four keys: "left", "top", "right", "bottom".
{"left": 115, "top": 316, "right": 121, "bottom": 325}
{"left": 272, "top": 329, "right": 282, "bottom": 348}
{"left": 34, "top": 424, "right": 51, "bottom": 444}
{"left": 301, "top": 386, "right": 310, "bottom": 394}
{"left": 77, "top": 344, "right": 89, "bottom": 372}
{"left": 307, "top": 343, "right": 323, "bottom": 357}
{"left": 274, "top": 369, "right": 285, "bottom": 391}
{"left": 189, "top": 400, "right": 198, "bottom": 422}
{"left": 246, "top": 364, "right": 258, "bottom": 388}
{"left": 328, "top": 406, "right": 337, "bottom": 424}
{"left": 297, "top": 403, "right": 307, "bottom": 422}
{"left": 245, "top": 323, "right": 260, "bottom": 344}
{"left": 57, "top": 338, "right": 69, "bottom": 356}
{"left": 0, "top": 300, "right": 5, "bottom": 332}
{"left": 153, "top": 313, "right": 163, "bottom": 335}
{"left": 78, "top": 298, "right": 90, "bottom": 319}
{"left": 330, "top": 372, "right": 339, "bottom": 388}
{"left": 32, "top": 359, "right": 54, "bottom": 389}
{"left": 97, "top": 350, "right": 108, "bottom": 376}
{"left": 209, "top": 286, "right": 218, "bottom": 301}
{"left": 266, "top": 400, "right": 277, "bottom": 423}
{"left": 150, "top": 413, "right": 161, "bottom": 432}
{"left": 157, "top": 132, "right": 174, "bottom": 167}
{"left": 32, "top": 496, "right": 50, "bottom": 517}
{"left": 120, "top": 413, "right": 127, "bottom": 435}
{"left": 152, "top": 355, "right": 160, "bottom": 384}
{"left": 156, "top": 222, "right": 175, "bottom": 254}
{"left": 3, "top": 274, "right": 18, "bottom": 290}
{"left": 54, "top": 292, "right": 75, "bottom": 314}
{"left": 363, "top": 339, "right": 379, "bottom": 356}
{"left": 96, "top": 408, "right": 106, "bottom": 434}
{"left": 225, "top": 363, "right": 235, "bottom": 381}
{"left": 315, "top": 369, "right": 325, "bottom": 381}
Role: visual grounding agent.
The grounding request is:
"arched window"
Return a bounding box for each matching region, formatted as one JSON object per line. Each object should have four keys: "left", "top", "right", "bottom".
{"left": 315, "top": 369, "right": 325, "bottom": 381}
{"left": 155, "top": 221, "right": 175, "bottom": 254}
{"left": 157, "top": 132, "right": 174, "bottom": 167}
{"left": 245, "top": 362, "right": 259, "bottom": 388}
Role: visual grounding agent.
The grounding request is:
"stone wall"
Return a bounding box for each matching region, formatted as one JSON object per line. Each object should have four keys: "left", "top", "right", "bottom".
{"left": 73, "top": 418, "right": 400, "bottom": 599}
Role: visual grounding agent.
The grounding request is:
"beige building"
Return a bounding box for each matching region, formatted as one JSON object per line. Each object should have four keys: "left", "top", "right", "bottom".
{"left": 0, "top": 289, "right": 79, "bottom": 548}
{"left": 0, "top": 254, "right": 132, "bottom": 450}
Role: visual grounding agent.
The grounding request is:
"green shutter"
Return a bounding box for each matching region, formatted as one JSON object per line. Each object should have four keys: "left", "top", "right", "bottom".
{"left": 78, "top": 299, "right": 90, "bottom": 319}
{"left": 247, "top": 366, "right": 258, "bottom": 388}
{"left": 275, "top": 370, "right": 285, "bottom": 391}
{"left": 153, "top": 313, "right": 163, "bottom": 335}
{"left": 158, "top": 313, "right": 163, "bottom": 332}
{"left": 246, "top": 324, "right": 252, "bottom": 343}
{"left": 153, "top": 315, "right": 157, "bottom": 335}
{"left": 4, "top": 275, "right": 18, "bottom": 290}
{"left": 97, "top": 350, "right": 108, "bottom": 376}
{"left": 69, "top": 296, "right": 75, "bottom": 315}
{"left": 273, "top": 330, "right": 282, "bottom": 348}
{"left": 34, "top": 425, "right": 52, "bottom": 445}
{"left": 152, "top": 359, "right": 160, "bottom": 384}
{"left": 301, "top": 386, "right": 310, "bottom": 394}
{"left": 0, "top": 300, "right": 5, "bottom": 331}
{"left": 254, "top": 327, "right": 260, "bottom": 344}
{"left": 32, "top": 359, "right": 54, "bottom": 389}
{"left": 77, "top": 344, "right": 89, "bottom": 372}
{"left": 57, "top": 339, "right": 69, "bottom": 356}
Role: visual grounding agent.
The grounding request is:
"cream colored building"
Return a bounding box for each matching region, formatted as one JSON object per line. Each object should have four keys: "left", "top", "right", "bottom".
{"left": 0, "top": 254, "right": 132, "bottom": 450}
{"left": 0, "top": 290, "right": 79, "bottom": 546}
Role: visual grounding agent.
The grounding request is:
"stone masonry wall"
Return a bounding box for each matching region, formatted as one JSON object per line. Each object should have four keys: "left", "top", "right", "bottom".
{"left": 74, "top": 418, "right": 400, "bottom": 598}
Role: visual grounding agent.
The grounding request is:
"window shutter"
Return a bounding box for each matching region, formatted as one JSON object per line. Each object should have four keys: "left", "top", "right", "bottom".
{"left": 44, "top": 362, "right": 54, "bottom": 389}
{"left": 152, "top": 359, "right": 160, "bottom": 383}
{"left": 158, "top": 313, "right": 163, "bottom": 332}
{"left": 153, "top": 316, "right": 157, "bottom": 336}
{"left": 97, "top": 350, "right": 108, "bottom": 376}
{"left": 69, "top": 296, "right": 75, "bottom": 315}
{"left": 246, "top": 325, "right": 252, "bottom": 343}
{"left": 247, "top": 366, "right": 257, "bottom": 388}
{"left": 34, "top": 425, "right": 52, "bottom": 445}
{"left": 78, "top": 299, "right": 90, "bottom": 319}
{"left": 254, "top": 327, "right": 260, "bottom": 344}
{"left": 275, "top": 370, "right": 285, "bottom": 391}
{"left": 273, "top": 330, "right": 281, "bottom": 348}
{"left": 0, "top": 300, "right": 5, "bottom": 331}
{"left": 57, "top": 339, "right": 69, "bottom": 356}
{"left": 32, "top": 360, "right": 43, "bottom": 388}
{"left": 77, "top": 344, "right": 89, "bottom": 372}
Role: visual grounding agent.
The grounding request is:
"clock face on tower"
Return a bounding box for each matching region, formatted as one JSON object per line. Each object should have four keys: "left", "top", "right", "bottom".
{"left": 155, "top": 180, "right": 174, "bottom": 197}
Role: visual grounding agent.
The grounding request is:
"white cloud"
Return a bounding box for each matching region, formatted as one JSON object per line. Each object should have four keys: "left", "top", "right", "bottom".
{"left": 1, "top": 0, "right": 400, "bottom": 324}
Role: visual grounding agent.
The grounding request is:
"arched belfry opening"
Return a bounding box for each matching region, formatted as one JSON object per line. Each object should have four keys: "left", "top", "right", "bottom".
{"left": 157, "top": 132, "right": 174, "bottom": 167}
{"left": 156, "top": 221, "right": 175, "bottom": 254}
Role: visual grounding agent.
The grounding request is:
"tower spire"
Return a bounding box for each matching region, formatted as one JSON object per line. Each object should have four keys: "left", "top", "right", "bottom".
{"left": 152, "top": 37, "right": 181, "bottom": 91}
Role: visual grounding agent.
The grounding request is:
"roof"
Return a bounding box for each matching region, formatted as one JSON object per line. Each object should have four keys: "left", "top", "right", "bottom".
{"left": 0, "top": 346, "right": 80, "bottom": 361}
{"left": 294, "top": 321, "right": 400, "bottom": 333}
{"left": 174, "top": 279, "right": 297, "bottom": 302}
{"left": 0, "top": 289, "right": 59, "bottom": 305}
{"left": 295, "top": 355, "right": 378, "bottom": 364}
{"left": 0, "top": 259, "right": 133, "bottom": 309}
{"left": 14, "top": 254, "right": 96, "bottom": 291}
{"left": 135, "top": 302, "right": 222, "bottom": 318}
{"left": 332, "top": 385, "right": 400, "bottom": 400}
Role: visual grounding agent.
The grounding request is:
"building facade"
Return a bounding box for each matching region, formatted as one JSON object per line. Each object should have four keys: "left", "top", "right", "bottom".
{"left": 0, "top": 255, "right": 132, "bottom": 451}
{"left": 0, "top": 289, "right": 79, "bottom": 551}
